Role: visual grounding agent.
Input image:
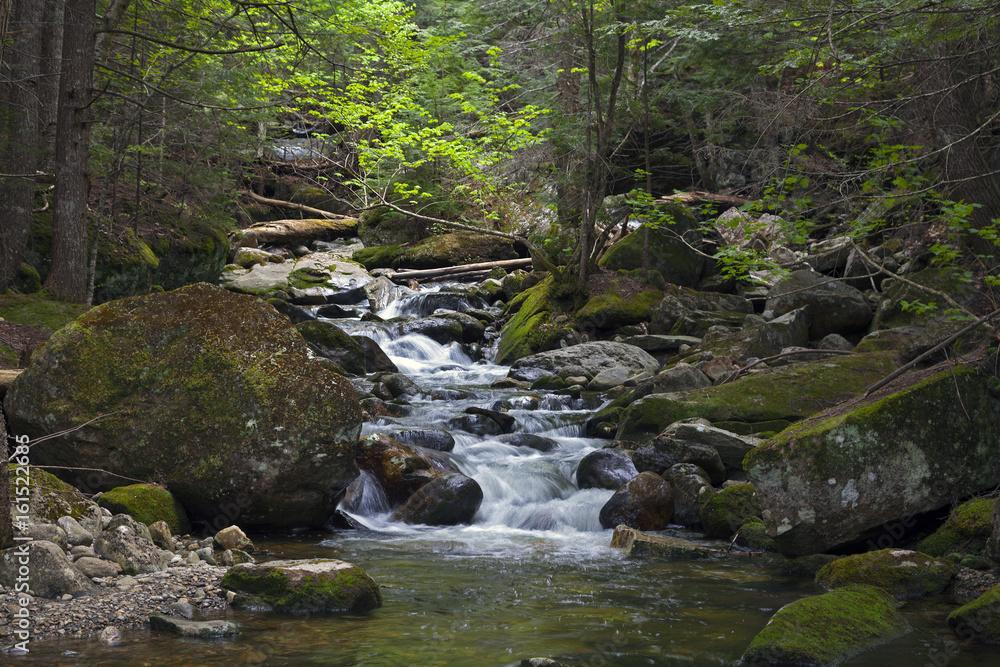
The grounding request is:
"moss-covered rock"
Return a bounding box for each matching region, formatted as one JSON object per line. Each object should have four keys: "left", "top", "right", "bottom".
{"left": 97, "top": 484, "right": 191, "bottom": 535}
{"left": 746, "top": 365, "right": 1000, "bottom": 556}
{"left": 919, "top": 498, "right": 995, "bottom": 558}
{"left": 872, "top": 267, "right": 977, "bottom": 330}
{"left": 496, "top": 276, "right": 577, "bottom": 365}
{"left": 734, "top": 518, "right": 779, "bottom": 552}
{"left": 573, "top": 289, "right": 662, "bottom": 333}
{"left": 815, "top": 549, "right": 958, "bottom": 599}
{"left": 4, "top": 283, "right": 363, "bottom": 529}
{"left": 947, "top": 582, "right": 1000, "bottom": 643}
{"left": 616, "top": 352, "right": 896, "bottom": 442}
{"left": 7, "top": 465, "right": 100, "bottom": 528}
{"left": 221, "top": 558, "right": 382, "bottom": 613}
{"left": 352, "top": 244, "right": 406, "bottom": 270}
{"left": 599, "top": 207, "right": 705, "bottom": 288}
{"left": 742, "top": 585, "right": 911, "bottom": 665}
{"left": 699, "top": 484, "right": 761, "bottom": 538}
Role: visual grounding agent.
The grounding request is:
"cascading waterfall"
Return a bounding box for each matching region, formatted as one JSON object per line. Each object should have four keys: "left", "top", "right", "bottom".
{"left": 328, "top": 283, "right": 615, "bottom": 552}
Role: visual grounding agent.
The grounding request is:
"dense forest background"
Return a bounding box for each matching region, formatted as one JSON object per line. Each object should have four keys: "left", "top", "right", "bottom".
{"left": 2, "top": 0, "right": 999, "bottom": 305}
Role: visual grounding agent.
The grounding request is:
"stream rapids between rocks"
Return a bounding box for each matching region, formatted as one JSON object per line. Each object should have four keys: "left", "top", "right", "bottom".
{"left": 11, "top": 283, "right": 993, "bottom": 666}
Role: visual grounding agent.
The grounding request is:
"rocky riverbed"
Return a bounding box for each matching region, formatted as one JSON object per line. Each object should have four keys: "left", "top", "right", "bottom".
{"left": 0, "top": 562, "right": 227, "bottom": 642}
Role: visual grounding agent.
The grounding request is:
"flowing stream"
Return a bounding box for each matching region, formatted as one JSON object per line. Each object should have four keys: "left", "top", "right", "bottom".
{"left": 13, "top": 283, "right": 990, "bottom": 665}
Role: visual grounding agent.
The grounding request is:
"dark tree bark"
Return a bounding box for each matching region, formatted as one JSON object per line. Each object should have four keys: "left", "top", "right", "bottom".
{"left": 0, "top": 0, "right": 45, "bottom": 291}
{"left": 44, "top": 0, "right": 96, "bottom": 302}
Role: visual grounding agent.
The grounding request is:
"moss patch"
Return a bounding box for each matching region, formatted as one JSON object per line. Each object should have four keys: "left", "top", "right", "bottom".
{"left": 221, "top": 559, "right": 382, "bottom": 613}
{"left": 815, "top": 549, "right": 958, "bottom": 599}
{"left": 947, "top": 582, "right": 1000, "bottom": 643}
{"left": 98, "top": 483, "right": 191, "bottom": 534}
{"left": 742, "top": 585, "right": 911, "bottom": 665}
{"left": 496, "top": 275, "right": 576, "bottom": 365}
{"left": 7, "top": 464, "right": 98, "bottom": 524}
{"left": 918, "top": 498, "right": 995, "bottom": 558}
{"left": 573, "top": 289, "right": 662, "bottom": 332}
{"left": 700, "top": 484, "right": 761, "bottom": 538}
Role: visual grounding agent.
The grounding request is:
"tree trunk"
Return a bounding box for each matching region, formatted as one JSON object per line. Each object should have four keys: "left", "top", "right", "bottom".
{"left": 44, "top": 0, "right": 96, "bottom": 302}
{"left": 0, "top": 0, "right": 44, "bottom": 291}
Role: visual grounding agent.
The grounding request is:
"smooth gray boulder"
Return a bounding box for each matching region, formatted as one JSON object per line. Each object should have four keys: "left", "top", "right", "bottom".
{"left": 56, "top": 516, "right": 94, "bottom": 547}
{"left": 149, "top": 613, "right": 240, "bottom": 638}
{"left": 508, "top": 342, "right": 660, "bottom": 383}
{"left": 0, "top": 541, "right": 94, "bottom": 598}
{"left": 389, "top": 473, "right": 484, "bottom": 526}
{"left": 576, "top": 449, "right": 639, "bottom": 490}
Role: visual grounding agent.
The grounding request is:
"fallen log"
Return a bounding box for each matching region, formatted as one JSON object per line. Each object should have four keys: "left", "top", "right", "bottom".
{"left": 245, "top": 218, "right": 359, "bottom": 245}
{"left": 391, "top": 257, "right": 532, "bottom": 282}
{"left": 659, "top": 191, "right": 749, "bottom": 208}
{"left": 245, "top": 191, "right": 349, "bottom": 220}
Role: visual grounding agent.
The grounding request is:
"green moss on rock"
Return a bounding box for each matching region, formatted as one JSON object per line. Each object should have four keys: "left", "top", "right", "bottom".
{"left": 98, "top": 484, "right": 191, "bottom": 535}
{"left": 3, "top": 283, "right": 363, "bottom": 529}
{"left": 919, "top": 498, "right": 995, "bottom": 558}
{"left": 742, "top": 585, "right": 911, "bottom": 665}
{"left": 496, "top": 276, "right": 576, "bottom": 365}
{"left": 815, "top": 549, "right": 958, "bottom": 599}
{"left": 221, "top": 559, "right": 382, "bottom": 613}
{"left": 573, "top": 289, "right": 662, "bottom": 332}
{"left": 700, "top": 484, "right": 761, "bottom": 538}
{"left": 7, "top": 464, "right": 98, "bottom": 525}
{"left": 616, "top": 352, "right": 896, "bottom": 442}
{"left": 948, "top": 582, "right": 1000, "bottom": 643}
{"left": 599, "top": 207, "right": 705, "bottom": 287}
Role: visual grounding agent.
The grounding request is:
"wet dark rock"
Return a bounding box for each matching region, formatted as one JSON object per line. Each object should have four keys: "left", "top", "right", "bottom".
{"left": 664, "top": 463, "right": 714, "bottom": 527}
{"left": 402, "top": 316, "right": 465, "bottom": 345}
{"left": 353, "top": 335, "right": 398, "bottom": 373}
{"left": 496, "top": 433, "right": 559, "bottom": 452}
{"left": 356, "top": 433, "right": 458, "bottom": 506}
{"left": 379, "top": 372, "right": 424, "bottom": 398}
{"left": 631, "top": 435, "right": 726, "bottom": 486}
{"left": 576, "top": 449, "right": 638, "bottom": 490}
{"left": 599, "top": 472, "right": 674, "bottom": 530}
{"left": 464, "top": 406, "right": 516, "bottom": 433}
{"left": 267, "top": 298, "right": 316, "bottom": 323}
{"left": 389, "top": 429, "right": 456, "bottom": 452}
{"left": 448, "top": 413, "right": 504, "bottom": 437}
{"left": 316, "top": 303, "right": 355, "bottom": 318}
{"left": 325, "top": 285, "right": 369, "bottom": 306}
{"left": 390, "top": 473, "right": 484, "bottom": 526}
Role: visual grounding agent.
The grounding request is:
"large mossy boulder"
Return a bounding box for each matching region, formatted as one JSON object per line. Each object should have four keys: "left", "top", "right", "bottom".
{"left": 746, "top": 365, "right": 1000, "bottom": 556}
{"left": 616, "top": 352, "right": 896, "bottom": 442}
{"left": 97, "top": 484, "right": 191, "bottom": 535}
{"left": 599, "top": 208, "right": 706, "bottom": 288}
{"left": 496, "top": 275, "right": 578, "bottom": 365}
{"left": 920, "top": 497, "right": 995, "bottom": 558}
{"left": 741, "top": 585, "right": 910, "bottom": 665}
{"left": 221, "top": 559, "right": 382, "bottom": 613}
{"left": 815, "top": 549, "right": 957, "bottom": 599}
{"left": 4, "top": 283, "right": 363, "bottom": 529}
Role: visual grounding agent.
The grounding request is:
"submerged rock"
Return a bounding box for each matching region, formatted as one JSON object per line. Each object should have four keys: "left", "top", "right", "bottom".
{"left": 4, "top": 284, "right": 363, "bottom": 530}
{"left": 221, "top": 559, "right": 382, "bottom": 613}
{"left": 746, "top": 365, "right": 1000, "bottom": 556}
{"left": 815, "top": 549, "right": 958, "bottom": 599}
{"left": 610, "top": 525, "right": 718, "bottom": 558}
{"left": 149, "top": 613, "right": 240, "bottom": 638}
{"left": 742, "top": 585, "right": 910, "bottom": 665}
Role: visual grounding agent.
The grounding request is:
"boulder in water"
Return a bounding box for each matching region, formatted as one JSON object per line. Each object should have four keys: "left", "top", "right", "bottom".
{"left": 815, "top": 549, "right": 957, "bottom": 599}
{"left": 3, "top": 283, "right": 363, "bottom": 529}
{"left": 699, "top": 484, "right": 760, "bottom": 538}
{"left": 496, "top": 433, "right": 559, "bottom": 452}
{"left": 663, "top": 463, "right": 714, "bottom": 527}
{"left": 296, "top": 320, "right": 369, "bottom": 376}
{"left": 356, "top": 433, "right": 458, "bottom": 506}
{"left": 576, "top": 449, "right": 638, "bottom": 490}
{"left": 630, "top": 434, "right": 726, "bottom": 486}
{"left": 222, "top": 558, "right": 382, "bottom": 613}
{"left": 741, "top": 585, "right": 910, "bottom": 665}
{"left": 599, "top": 472, "right": 674, "bottom": 530}
{"left": 389, "top": 429, "right": 456, "bottom": 452}
{"left": 390, "top": 473, "right": 484, "bottom": 525}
